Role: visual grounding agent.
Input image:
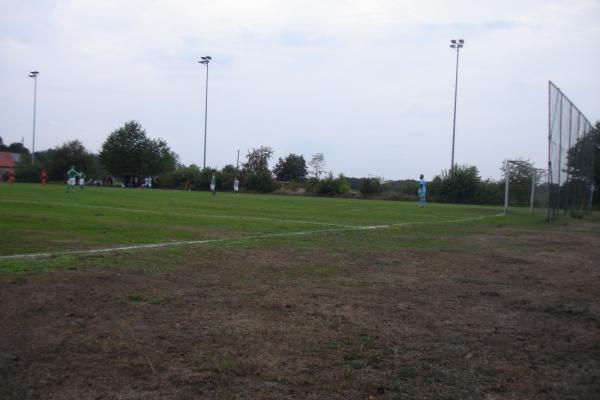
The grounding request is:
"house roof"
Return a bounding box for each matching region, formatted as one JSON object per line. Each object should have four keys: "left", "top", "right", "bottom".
{"left": 0, "top": 152, "right": 19, "bottom": 168}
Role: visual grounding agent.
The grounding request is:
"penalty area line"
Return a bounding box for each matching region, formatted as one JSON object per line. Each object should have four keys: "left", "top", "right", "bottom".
{"left": 0, "top": 213, "right": 505, "bottom": 260}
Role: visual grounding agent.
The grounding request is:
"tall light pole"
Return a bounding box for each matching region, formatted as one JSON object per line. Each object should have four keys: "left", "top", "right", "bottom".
{"left": 198, "top": 56, "right": 211, "bottom": 169}
{"left": 449, "top": 39, "right": 464, "bottom": 172}
{"left": 28, "top": 71, "right": 39, "bottom": 165}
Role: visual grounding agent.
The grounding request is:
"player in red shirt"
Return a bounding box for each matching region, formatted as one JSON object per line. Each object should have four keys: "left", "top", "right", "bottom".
{"left": 8, "top": 170, "right": 15, "bottom": 185}
{"left": 40, "top": 170, "right": 48, "bottom": 186}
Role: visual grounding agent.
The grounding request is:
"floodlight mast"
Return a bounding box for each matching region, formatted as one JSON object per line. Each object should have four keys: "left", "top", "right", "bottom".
{"left": 28, "top": 71, "right": 39, "bottom": 165}
{"left": 198, "top": 56, "right": 212, "bottom": 169}
{"left": 449, "top": 39, "right": 464, "bottom": 172}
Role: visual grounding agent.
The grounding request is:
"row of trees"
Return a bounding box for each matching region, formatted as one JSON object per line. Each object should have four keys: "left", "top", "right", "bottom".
{"left": 9, "top": 121, "right": 179, "bottom": 184}
{"left": 4, "top": 120, "right": 598, "bottom": 207}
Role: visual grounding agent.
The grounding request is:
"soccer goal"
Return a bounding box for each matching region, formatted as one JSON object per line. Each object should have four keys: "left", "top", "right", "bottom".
{"left": 503, "top": 160, "right": 548, "bottom": 215}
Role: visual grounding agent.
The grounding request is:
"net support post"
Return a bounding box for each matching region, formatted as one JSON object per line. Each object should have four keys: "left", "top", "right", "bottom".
{"left": 529, "top": 168, "right": 536, "bottom": 213}
{"left": 504, "top": 159, "right": 510, "bottom": 215}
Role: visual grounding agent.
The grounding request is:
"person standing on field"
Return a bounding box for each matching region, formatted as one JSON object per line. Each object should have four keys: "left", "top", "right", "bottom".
{"left": 8, "top": 170, "right": 15, "bottom": 185}
{"left": 233, "top": 177, "right": 239, "bottom": 193}
{"left": 79, "top": 171, "right": 86, "bottom": 191}
{"left": 418, "top": 174, "right": 427, "bottom": 208}
{"left": 66, "top": 165, "right": 78, "bottom": 193}
{"left": 40, "top": 170, "right": 48, "bottom": 186}
{"left": 210, "top": 174, "right": 216, "bottom": 195}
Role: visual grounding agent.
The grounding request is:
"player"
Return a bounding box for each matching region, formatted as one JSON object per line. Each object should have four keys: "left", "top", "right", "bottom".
{"left": 418, "top": 174, "right": 427, "bottom": 208}
{"left": 40, "top": 170, "right": 48, "bottom": 186}
{"left": 210, "top": 174, "right": 216, "bottom": 195}
{"left": 233, "top": 176, "right": 239, "bottom": 193}
{"left": 8, "top": 170, "right": 15, "bottom": 185}
{"left": 79, "top": 171, "right": 86, "bottom": 191}
{"left": 66, "top": 165, "right": 78, "bottom": 193}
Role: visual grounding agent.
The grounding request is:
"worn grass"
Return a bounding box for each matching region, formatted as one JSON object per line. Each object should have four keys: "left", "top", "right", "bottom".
{"left": 2, "top": 184, "right": 600, "bottom": 399}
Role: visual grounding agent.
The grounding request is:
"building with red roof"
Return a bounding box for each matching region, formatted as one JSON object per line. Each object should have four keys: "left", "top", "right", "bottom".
{"left": 0, "top": 152, "right": 21, "bottom": 176}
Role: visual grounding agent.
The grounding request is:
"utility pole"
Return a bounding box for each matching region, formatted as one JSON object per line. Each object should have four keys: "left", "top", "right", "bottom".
{"left": 449, "top": 39, "right": 464, "bottom": 172}
{"left": 28, "top": 71, "right": 39, "bottom": 165}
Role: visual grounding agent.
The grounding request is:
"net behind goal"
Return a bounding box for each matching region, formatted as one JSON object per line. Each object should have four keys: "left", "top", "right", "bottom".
{"left": 547, "top": 81, "right": 596, "bottom": 220}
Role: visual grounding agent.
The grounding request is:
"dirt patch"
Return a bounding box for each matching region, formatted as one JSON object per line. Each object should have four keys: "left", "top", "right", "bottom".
{"left": 1, "top": 227, "right": 599, "bottom": 399}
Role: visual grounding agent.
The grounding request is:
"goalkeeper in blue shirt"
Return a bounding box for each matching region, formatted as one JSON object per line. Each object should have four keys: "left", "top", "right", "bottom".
{"left": 418, "top": 174, "right": 427, "bottom": 208}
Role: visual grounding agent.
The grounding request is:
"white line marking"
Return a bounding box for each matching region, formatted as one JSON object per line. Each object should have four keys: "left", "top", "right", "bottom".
{"left": 0, "top": 213, "right": 504, "bottom": 260}
{"left": 0, "top": 199, "right": 353, "bottom": 228}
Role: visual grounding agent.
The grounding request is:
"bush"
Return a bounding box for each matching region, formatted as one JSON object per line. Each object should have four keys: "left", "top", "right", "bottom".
{"left": 473, "top": 179, "right": 503, "bottom": 205}
{"left": 433, "top": 165, "right": 481, "bottom": 203}
{"left": 13, "top": 155, "right": 42, "bottom": 183}
{"left": 359, "top": 177, "right": 383, "bottom": 195}
{"left": 313, "top": 173, "right": 350, "bottom": 195}
{"left": 244, "top": 171, "right": 276, "bottom": 192}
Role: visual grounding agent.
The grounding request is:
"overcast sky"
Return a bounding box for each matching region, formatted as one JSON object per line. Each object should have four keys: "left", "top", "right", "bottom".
{"left": 1, "top": 0, "right": 599, "bottom": 180}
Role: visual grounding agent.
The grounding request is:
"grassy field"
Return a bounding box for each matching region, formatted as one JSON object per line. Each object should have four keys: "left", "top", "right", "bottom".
{"left": 1, "top": 183, "right": 599, "bottom": 399}
{"left": 0, "top": 183, "right": 511, "bottom": 269}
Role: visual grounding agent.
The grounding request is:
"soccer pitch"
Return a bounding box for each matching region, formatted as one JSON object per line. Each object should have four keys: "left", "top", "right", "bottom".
{"left": 1, "top": 184, "right": 599, "bottom": 399}
{"left": 0, "top": 183, "right": 509, "bottom": 266}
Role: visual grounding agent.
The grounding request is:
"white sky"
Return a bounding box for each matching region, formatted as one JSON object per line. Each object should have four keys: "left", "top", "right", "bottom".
{"left": 1, "top": 0, "right": 599, "bottom": 180}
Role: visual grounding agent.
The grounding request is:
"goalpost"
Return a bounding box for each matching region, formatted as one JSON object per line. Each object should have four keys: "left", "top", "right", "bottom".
{"left": 503, "top": 160, "right": 547, "bottom": 215}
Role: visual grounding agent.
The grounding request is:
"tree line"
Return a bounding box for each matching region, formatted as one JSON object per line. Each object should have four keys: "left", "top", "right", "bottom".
{"left": 3, "top": 120, "right": 598, "bottom": 207}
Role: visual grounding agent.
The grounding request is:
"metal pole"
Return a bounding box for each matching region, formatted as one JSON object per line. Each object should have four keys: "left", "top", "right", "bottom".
{"left": 31, "top": 76, "right": 37, "bottom": 165}
{"left": 236, "top": 149, "right": 240, "bottom": 170}
{"left": 450, "top": 46, "right": 460, "bottom": 172}
{"left": 203, "top": 63, "right": 209, "bottom": 170}
{"left": 529, "top": 168, "right": 536, "bottom": 213}
{"left": 557, "top": 93, "right": 563, "bottom": 214}
{"left": 566, "top": 104, "right": 573, "bottom": 212}
{"left": 547, "top": 82, "right": 552, "bottom": 221}
{"left": 504, "top": 160, "right": 510, "bottom": 215}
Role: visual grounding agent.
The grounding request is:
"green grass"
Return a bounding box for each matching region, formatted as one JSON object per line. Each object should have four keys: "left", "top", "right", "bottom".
{"left": 0, "top": 183, "right": 552, "bottom": 272}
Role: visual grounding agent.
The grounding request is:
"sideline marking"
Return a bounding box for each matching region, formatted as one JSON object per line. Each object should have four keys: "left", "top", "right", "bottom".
{"left": 0, "top": 199, "right": 353, "bottom": 228}
{"left": 0, "top": 213, "right": 504, "bottom": 260}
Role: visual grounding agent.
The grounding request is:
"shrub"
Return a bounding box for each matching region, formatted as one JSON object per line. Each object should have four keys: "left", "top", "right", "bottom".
{"left": 313, "top": 173, "right": 350, "bottom": 195}
{"left": 359, "top": 177, "right": 383, "bottom": 195}
{"left": 245, "top": 171, "right": 276, "bottom": 192}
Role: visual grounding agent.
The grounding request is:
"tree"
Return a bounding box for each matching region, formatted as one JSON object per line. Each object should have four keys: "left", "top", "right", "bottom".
{"left": 432, "top": 165, "right": 482, "bottom": 203}
{"left": 359, "top": 177, "right": 383, "bottom": 195}
{"left": 45, "top": 140, "right": 97, "bottom": 180}
{"left": 243, "top": 146, "right": 273, "bottom": 173}
{"left": 567, "top": 122, "right": 599, "bottom": 186}
{"left": 566, "top": 121, "right": 600, "bottom": 206}
{"left": 7, "top": 142, "right": 29, "bottom": 153}
{"left": 242, "top": 146, "right": 275, "bottom": 192}
{"left": 308, "top": 153, "right": 326, "bottom": 179}
{"left": 273, "top": 153, "right": 307, "bottom": 181}
{"left": 99, "top": 121, "right": 178, "bottom": 179}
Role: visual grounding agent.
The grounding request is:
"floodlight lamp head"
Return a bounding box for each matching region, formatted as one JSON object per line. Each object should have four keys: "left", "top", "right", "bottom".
{"left": 205, "top": 56, "right": 212, "bottom": 60}
{"left": 28, "top": 74, "right": 36, "bottom": 78}
{"left": 451, "top": 39, "right": 457, "bottom": 44}
{"left": 458, "top": 39, "right": 464, "bottom": 44}
{"left": 30, "top": 71, "right": 39, "bottom": 75}
{"left": 450, "top": 44, "right": 456, "bottom": 48}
